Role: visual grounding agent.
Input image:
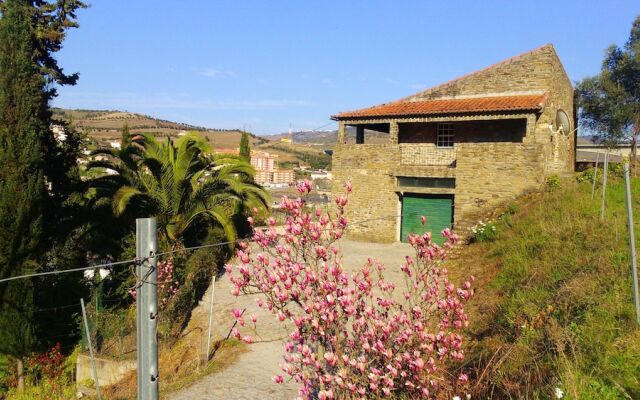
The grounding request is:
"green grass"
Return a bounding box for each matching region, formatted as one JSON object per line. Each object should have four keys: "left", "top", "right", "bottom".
{"left": 457, "top": 175, "right": 640, "bottom": 399}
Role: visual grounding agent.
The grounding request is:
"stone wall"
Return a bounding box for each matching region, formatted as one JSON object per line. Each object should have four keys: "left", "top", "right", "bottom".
{"left": 400, "top": 144, "right": 456, "bottom": 166}
{"left": 534, "top": 49, "right": 575, "bottom": 175}
{"left": 76, "top": 353, "right": 136, "bottom": 388}
{"left": 454, "top": 142, "right": 545, "bottom": 226}
{"left": 331, "top": 144, "right": 400, "bottom": 242}
{"left": 410, "top": 45, "right": 565, "bottom": 100}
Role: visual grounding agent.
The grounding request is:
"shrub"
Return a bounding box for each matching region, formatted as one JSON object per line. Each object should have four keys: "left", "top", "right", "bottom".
{"left": 229, "top": 181, "right": 474, "bottom": 399}
{"left": 469, "top": 219, "right": 498, "bottom": 243}
{"left": 3, "top": 345, "right": 77, "bottom": 399}
{"left": 546, "top": 175, "right": 561, "bottom": 191}
{"left": 164, "top": 244, "right": 228, "bottom": 334}
{"left": 576, "top": 167, "right": 596, "bottom": 183}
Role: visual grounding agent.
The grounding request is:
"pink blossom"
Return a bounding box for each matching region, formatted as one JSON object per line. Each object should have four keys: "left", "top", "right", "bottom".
{"left": 228, "top": 183, "right": 473, "bottom": 398}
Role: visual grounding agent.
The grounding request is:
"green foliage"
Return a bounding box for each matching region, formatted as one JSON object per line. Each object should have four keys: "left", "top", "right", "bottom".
{"left": 267, "top": 144, "right": 332, "bottom": 170}
{"left": 279, "top": 160, "right": 300, "bottom": 170}
{"left": 576, "top": 167, "right": 597, "bottom": 183}
{"left": 87, "top": 131, "right": 269, "bottom": 248}
{"left": 608, "top": 161, "right": 625, "bottom": 178}
{"left": 5, "top": 375, "right": 75, "bottom": 400}
{"left": 239, "top": 131, "right": 251, "bottom": 161}
{"left": 576, "top": 16, "right": 640, "bottom": 146}
{"left": 463, "top": 180, "right": 640, "bottom": 399}
{"left": 506, "top": 202, "right": 519, "bottom": 215}
{"left": 0, "top": 0, "right": 87, "bottom": 365}
{"left": 545, "top": 174, "right": 561, "bottom": 191}
{"left": 82, "top": 305, "right": 135, "bottom": 358}
{"left": 164, "top": 245, "right": 229, "bottom": 333}
{"left": 469, "top": 219, "right": 498, "bottom": 242}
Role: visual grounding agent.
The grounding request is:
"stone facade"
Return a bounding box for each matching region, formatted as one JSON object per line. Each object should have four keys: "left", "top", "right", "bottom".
{"left": 332, "top": 144, "right": 400, "bottom": 242}
{"left": 331, "top": 44, "right": 575, "bottom": 242}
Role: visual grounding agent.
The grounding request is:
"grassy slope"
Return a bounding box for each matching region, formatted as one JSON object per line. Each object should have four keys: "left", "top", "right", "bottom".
{"left": 452, "top": 175, "right": 640, "bottom": 399}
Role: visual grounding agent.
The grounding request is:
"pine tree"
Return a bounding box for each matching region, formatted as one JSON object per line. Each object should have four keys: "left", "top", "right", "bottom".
{"left": 239, "top": 131, "right": 251, "bottom": 162}
{"left": 0, "top": 0, "right": 86, "bottom": 389}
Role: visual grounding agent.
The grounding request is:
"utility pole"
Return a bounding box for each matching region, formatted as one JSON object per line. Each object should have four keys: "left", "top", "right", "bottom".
{"left": 623, "top": 162, "right": 640, "bottom": 325}
{"left": 136, "top": 218, "right": 159, "bottom": 400}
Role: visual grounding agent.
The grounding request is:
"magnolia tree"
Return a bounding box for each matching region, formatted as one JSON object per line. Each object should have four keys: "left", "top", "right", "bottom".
{"left": 228, "top": 181, "right": 474, "bottom": 399}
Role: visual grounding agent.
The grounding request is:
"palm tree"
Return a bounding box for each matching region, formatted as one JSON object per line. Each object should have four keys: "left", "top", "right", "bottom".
{"left": 87, "top": 130, "right": 269, "bottom": 248}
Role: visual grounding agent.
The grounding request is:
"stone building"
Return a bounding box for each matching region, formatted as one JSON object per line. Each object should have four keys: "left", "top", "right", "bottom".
{"left": 330, "top": 44, "right": 575, "bottom": 243}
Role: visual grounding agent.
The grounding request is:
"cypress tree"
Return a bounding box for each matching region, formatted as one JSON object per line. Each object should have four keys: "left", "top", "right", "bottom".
{"left": 0, "top": 0, "right": 85, "bottom": 389}
{"left": 239, "top": 131, "right": 251, "bottom": 161}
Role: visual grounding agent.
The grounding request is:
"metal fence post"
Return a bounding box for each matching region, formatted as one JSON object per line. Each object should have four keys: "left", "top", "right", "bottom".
{"left": 623, "top": 162, "right": 640, "bottom": 325}
{"left": 591, "top": 152, "right": 600, "bottom": 199}
{"left": 205, "top": 275, "right": 216, "bottom": 362}
{"left": 136, "top": 218, "right": 159, "bottom": 400}
{"left": 601, "top": 150, "right": 609, "bottom": 221}
{"left": 80, "top": 298, "right": 102, "bottom": 400}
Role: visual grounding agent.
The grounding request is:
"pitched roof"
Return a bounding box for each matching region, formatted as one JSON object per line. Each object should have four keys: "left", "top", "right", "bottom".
{"left": 332, "top": 93, "right": 548, "bottom": 120}
{"left": 332, "top": 44, "right": 559, "bottom": 120}
{"left": 406, "top": 44, "right": 558, "bottom": 101}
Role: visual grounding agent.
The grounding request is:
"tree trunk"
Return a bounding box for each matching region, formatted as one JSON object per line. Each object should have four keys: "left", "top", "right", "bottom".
{"left": 17, "top": 357, "right": 24, "bottom": 391}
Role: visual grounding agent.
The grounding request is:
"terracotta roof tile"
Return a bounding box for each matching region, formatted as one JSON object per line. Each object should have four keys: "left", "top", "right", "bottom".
{"left": 332, "top": 93, "right": 548, "bottom": 120}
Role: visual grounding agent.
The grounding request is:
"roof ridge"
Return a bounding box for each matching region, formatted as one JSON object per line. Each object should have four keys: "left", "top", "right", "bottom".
{"left": 396, "top": 43, "right": 555, "bottom": 103}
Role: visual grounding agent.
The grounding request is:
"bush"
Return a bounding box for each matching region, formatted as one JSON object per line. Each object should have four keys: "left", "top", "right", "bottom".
{"left": 470, "top": 219, "right": 498, "bottom": 243}
{"left": 576, "top": 167, "right": 596, "bottom": 183}
{"left": 4, "top": 345, "right": 77, "bottom": 399}
{"left": 164, "top": 243, "right": 228, "bottom": 334}
{"left": 546, "top": 175, "right": 561, "bottom": 191}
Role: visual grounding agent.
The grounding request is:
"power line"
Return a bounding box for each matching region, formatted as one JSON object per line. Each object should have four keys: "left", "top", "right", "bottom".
{"left": 154, "top": 240, "right": 238, "bottom": 258}
{"left": 0, "top": 258, "right": 139, "bottom": 284}
{"left": 310, "top": 121, "right": 337, "bottom": 132}
{"left": 0, "top": 213, "right": 402, "bottom": 284}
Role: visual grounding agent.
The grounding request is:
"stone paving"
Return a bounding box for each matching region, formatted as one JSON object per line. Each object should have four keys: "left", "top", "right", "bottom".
{"left": 170, "top": 239, "right": 414, "bottom": 399}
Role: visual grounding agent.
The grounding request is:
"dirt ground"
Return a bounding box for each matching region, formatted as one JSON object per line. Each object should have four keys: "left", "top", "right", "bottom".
{"left": 168, "top": 239, "right": 417, "bottom": 399}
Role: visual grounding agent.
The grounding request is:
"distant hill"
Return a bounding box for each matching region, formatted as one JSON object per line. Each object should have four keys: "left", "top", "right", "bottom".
{"left": 52, "top": 108, "right": 267, "bottom": 149}
{"left": 54, "top": 108, "right": 330, "bottom": 168}
{"left": 267, "top": 127, "right": 390, "bottom": 148}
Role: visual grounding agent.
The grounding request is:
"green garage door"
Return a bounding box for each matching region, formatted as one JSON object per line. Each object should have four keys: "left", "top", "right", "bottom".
{"left": 401, "top": 194, "right": 453, "bottom": 245}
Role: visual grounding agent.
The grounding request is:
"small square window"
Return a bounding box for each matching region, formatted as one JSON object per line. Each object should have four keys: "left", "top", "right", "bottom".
{"left": 437, "top": 123, "right": 454, "bottom": 148}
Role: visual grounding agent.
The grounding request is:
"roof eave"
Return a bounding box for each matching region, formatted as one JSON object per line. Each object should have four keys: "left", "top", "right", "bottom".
{"left": 331, "top": 108, "right": 543, "bottom": 121}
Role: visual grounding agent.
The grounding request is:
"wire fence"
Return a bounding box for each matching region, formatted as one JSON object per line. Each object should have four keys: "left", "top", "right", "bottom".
{"left": 1, "top": 212, "right": 403, "bottom": 359}
{"left": 0, "top": 213, "right": 402, "bottom": 286}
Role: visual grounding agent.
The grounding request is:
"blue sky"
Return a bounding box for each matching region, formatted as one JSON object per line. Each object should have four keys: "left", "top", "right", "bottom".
{"left": 53, "top": 1, "right": 638, "bottom": 135}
